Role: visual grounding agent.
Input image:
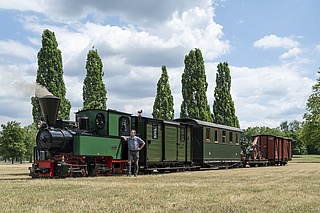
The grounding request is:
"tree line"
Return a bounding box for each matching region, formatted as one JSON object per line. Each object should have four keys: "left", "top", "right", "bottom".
{"left": 1, "top": 29, "right": 319, "bottom": 162}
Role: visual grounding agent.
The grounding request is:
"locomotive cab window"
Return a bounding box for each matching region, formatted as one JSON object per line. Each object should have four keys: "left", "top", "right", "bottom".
{"left": 95, "top": 113, "right": 105, "bottom": 129}
{"left": 222, "top": 130, "right": 226, "bottom": 143}
{"left": 229, "top": 132, "right": 233, "bottom": 144}
{"left": 206, "top": 127, "right": 210, "bottom": 142}
{"left": 119, "top": 116, "right": 130, "bottom": 136}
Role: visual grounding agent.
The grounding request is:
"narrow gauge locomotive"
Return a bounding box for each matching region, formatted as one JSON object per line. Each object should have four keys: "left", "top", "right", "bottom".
{"left": 29, "top": 95, "right": 292, "bottom": 178}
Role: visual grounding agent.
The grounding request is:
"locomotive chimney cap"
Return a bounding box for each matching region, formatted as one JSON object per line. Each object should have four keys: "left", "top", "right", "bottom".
{"left": 39, "top": 94, "right": 61, "bottom": 127}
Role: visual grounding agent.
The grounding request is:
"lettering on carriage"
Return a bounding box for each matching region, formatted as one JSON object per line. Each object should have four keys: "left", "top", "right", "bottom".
{"left": 152, "top": 124, "right": 158, "bottom": 139}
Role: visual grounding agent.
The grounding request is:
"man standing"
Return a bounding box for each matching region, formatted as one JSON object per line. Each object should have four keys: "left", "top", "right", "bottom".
{"left": 121, "top": 130, "right": 145, "bottom": 177}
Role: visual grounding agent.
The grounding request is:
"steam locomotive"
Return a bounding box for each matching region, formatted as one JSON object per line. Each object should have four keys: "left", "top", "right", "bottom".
{"left": 29, "top": 95, "right": 292, "bottom": 178}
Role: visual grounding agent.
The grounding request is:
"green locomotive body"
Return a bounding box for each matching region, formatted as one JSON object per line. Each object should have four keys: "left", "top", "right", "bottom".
{"left": 74, "top": 109, "right": 131, "bottom": 159}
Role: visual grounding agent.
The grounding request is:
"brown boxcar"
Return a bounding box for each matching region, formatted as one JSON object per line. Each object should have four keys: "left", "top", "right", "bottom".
{"left": 282, "top": 137, "right": 293, "bottom": 162}
{"left": 251, "top": 135, "right": 292, "bottom": 166}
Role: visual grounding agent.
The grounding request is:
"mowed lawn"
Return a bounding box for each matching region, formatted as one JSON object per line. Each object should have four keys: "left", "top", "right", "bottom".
{"left": 0, "top": 156, "right": 319, "bottom": 213}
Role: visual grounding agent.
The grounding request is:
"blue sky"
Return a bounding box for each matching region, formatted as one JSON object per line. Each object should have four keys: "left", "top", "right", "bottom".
{"left": 0, "top": 0, "right": 319, "bottom": 129}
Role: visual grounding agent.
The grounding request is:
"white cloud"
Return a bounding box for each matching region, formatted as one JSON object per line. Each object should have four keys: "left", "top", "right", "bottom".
{"left": 0, "top": 0, "right": 317, "bottom": 132}
{"left": 279, "top": 47, "right": 301, "bottom": 59}
{"left": 315, "top": 44, "right": 320, "bottom": 53}
{"left": 167, "top": 7, "right": 230, "bottom": 60}
{"left": 253, "top": 34, "right": 299, "bottom": 49}
{"left": 0, "top": 40, "right": 37, "bottom": 61}
{"left": 0, "top": 0, "right": 45, "bottom": 13}
{"left": 230, "top": 65, "right": 313, "bottom": 128}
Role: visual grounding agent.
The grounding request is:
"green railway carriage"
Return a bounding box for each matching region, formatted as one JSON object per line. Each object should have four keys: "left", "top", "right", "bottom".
{"left": 131, "top": 116, "right": 193, "bottom": 171}
{"left": 174, "top": 118, "right": 243, "bottom": 167}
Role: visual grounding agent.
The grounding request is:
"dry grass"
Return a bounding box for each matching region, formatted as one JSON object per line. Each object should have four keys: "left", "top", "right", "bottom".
{"left": 292, "top": 154, "right": 320, "bottom": 163}
{"left": 0, "top": 161, "right": 319, "bottom": 213}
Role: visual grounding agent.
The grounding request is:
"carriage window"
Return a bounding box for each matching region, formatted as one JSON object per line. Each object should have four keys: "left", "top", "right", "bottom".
{"left": 180, "top": 127, "right": 185, "bottom": 141}
{"left": 214, "top": 129, "right": 218, "bottom": 143}
{"left": 187, "top": 127, "right": 191, "bottom": 141}
{"left": 222, "top": 130, "right": 226, "bottom": 143}
{"left": 229, "top": 132, "right": 233, "bottom": 143}
{"left": 206, "top": 127, "right": 210, "bottom": 142}
{"left": 152, "top": 124, "right": 158, "bottom": 139}
{"left": 236, "top": 133, "right": 239, "bottom": 145}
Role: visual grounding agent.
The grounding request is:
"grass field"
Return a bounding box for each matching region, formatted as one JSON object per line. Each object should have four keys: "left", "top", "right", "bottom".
{"left": 292, "top": 154, "right": 320, "bottom": 163}
{"left": 0, "top": 157, "right": 319, "bottom": 213}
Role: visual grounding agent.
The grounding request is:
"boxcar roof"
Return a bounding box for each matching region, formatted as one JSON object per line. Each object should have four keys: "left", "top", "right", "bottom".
{"left": 174, "top": 118, "right": 243, "bottom": 133}
{"left": 252, "top": 134, "right": 292, "bottom": 140}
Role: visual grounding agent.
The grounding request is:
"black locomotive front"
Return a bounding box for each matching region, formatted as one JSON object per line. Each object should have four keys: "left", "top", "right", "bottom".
{"left": 36, "top": 94, "right": 75, "bottom": 153}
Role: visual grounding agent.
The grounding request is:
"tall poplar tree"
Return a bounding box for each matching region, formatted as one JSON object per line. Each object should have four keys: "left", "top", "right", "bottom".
{"left": 152, "top": 65, "right": 174, "bottom": 120}
{"left": 180, "top": 48, "right": 212, "bottom": 122}
{"left": 300, "top": 70, "right": 320, "bottom": 150}
{"left": 212, "top": 62, "right": 240, "bottom": 128}
{"left": 82, "top": 47, "right": 107, "bottom": 110}
{"left": 31, "top": 29, "right": 71, "bottom": 123}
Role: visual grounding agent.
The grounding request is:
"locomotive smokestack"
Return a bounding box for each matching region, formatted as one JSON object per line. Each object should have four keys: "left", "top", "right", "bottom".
{"left": 39, "top": 95, "right": 61, "bottom": 127}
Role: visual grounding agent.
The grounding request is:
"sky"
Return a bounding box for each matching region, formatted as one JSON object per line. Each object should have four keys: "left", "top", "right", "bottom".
{"left": 0, "top": 0, "right": 319, "bottom": 129}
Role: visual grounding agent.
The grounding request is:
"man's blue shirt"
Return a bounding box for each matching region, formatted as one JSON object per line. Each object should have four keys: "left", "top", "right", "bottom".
{"left": 125, "top": 136, "right": 145, "bottom": 151}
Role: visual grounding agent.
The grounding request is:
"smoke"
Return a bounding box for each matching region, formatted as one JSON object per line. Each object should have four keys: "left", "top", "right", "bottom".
{"left": 16, "top": 81, "right": 53, "bottom": 98}
{"left": 35, "top": 84, "right": 53, "bottom": 98}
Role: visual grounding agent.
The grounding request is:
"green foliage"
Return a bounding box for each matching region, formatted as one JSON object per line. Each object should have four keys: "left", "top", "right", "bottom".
{"left": 242, "top": 126, "right": 284, "bottom": 143}
{"left": 213, "top": 62, "right": 240, "bottom": 128}
{"left": 300, "top": 71, "right": 320, "bottom": 152}
{"left": 0, "top": 121, "right": 27, "bottom": 162}
{"left": 180, "top": 48, "right": 212, "bottom": 122}
{"left": 83, "top": 48, "right": 107, "bottom": 110}
{"left": 280, "top": 121, "right": 307, "bottom": 155}
{"left": 23, "top": 124, "right": 37, "bottom": 161}
{"left": 31, "top": 29, "right": 71, "bottom": 122}
{"left": 152, "top": 66, "right": 174, "bottom": 120}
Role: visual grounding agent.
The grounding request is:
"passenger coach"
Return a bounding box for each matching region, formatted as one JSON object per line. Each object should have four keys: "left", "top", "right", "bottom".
{"left": 175, "top": 118, "right": 243, "bottom": 168}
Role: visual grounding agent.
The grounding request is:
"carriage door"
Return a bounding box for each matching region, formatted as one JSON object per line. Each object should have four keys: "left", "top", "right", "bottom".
{"left": 177, "top": 126, "right": 186, "bottom": 162}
